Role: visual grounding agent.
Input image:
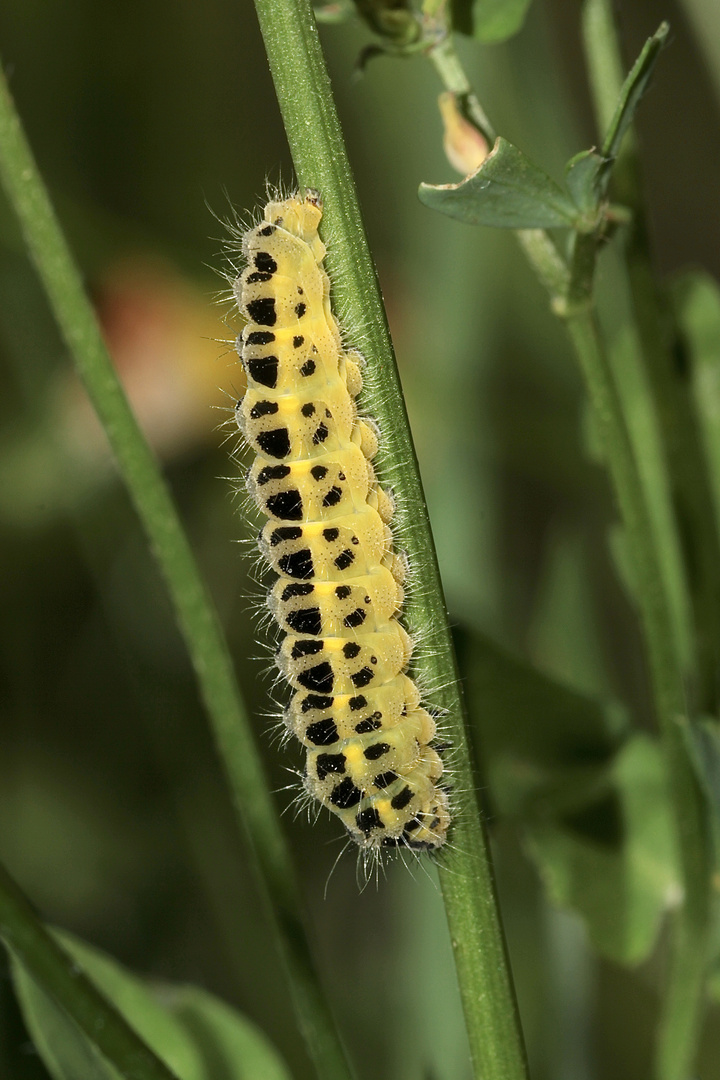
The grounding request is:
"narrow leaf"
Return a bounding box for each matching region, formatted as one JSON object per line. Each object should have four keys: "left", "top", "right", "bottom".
{"left": 564, "top": 149, "right": 611, "bottom": 219}
{"left": 420, "top": 137, "right": 579, "bottom": 228}
{"left": 13, "top": 931, "right": 290, "bottom": 1080}
{"left": 601, "top": 22, "right": 670, "bottom": 162}
{"left": 0, "top": 56, "right": 349, "bottom": 1080}
{"left": 13, "top": 934, "right": 201, "bottom": 1080}
{"left": 164, "top": 985, "right": 292, "bottom": 1080}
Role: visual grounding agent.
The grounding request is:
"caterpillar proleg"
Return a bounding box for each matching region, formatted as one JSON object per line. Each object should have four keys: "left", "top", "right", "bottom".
{"left": 233, "top": 190, "right": 450, "bottom": 851}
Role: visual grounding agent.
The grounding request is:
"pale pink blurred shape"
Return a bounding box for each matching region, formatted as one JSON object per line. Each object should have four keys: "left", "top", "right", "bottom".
{"left": 57, "top": 257, "right": 241, "bottom": 469}
{"left": 438, "top": 91, "right": 489, "bottom": 176}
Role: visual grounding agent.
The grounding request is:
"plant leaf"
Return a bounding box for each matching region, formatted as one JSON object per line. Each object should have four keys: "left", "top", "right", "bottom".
{"left": 419, "top": 137, "right": 579, "bottom": 229}
{"left": 458, "top": 630, "right": 678, "bottom": 963}
{"left": 452, "top": 0, "right": 533, "bottom": 42}
{"left": 564, "top": 149, "right": 611, "bottom": 219}
{"left": 601, "top": 22, "right": 670, "bottom": 162}
{"left": 456, "top": 626, "right": 629, "bottom": 818}
{"left": 12, "top": 934, "right": 200, "bottom": 1080}
{"left": 526, "top": 735, "right": 680, "bottom": 964}
{"left": 12, "top": 931, "right": 290, "bottom": 1080}
{"left": 167, "top": 985, "right": 293, "bottom": 1080}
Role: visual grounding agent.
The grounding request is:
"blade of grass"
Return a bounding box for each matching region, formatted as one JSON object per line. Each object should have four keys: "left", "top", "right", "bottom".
{"left": 0, "top": 859, "right": 180, "bottom": 1080}
{"left": 0, "top": 60, "right": 352, "bottom": 1080}
{"left": 250, "top": 3, "right": 529, "bottom": 1079}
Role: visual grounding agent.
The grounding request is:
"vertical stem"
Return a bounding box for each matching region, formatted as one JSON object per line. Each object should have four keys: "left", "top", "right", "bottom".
{"left": 251, "top": 2, "right": 529, "bottom": 1078}
{"left": 564, "top": 264, "right": 711, "bottom": 1080}
{"left": 0, "top": 60, "right": 352, "bottom": 1080}
{"left": 427, "top": 34, "right": 497, "bottom": 144}
{"left": 583, "top": 0, "right": 720, "bottom": 717}
{"left": 425, "top": 14, "right": 714, "bottom": 1075}
{"left": 582, "top": 5, "right": 716, "bottom": 1075}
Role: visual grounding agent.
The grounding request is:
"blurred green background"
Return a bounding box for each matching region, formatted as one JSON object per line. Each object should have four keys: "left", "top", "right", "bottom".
{"left": 1, "top": 1, "right": 719, "bottom": 1078}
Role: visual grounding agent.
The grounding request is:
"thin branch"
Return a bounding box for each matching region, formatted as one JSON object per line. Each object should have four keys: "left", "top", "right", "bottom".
{"left": 250, "top": 2, "right": 530, "bottom": 1078}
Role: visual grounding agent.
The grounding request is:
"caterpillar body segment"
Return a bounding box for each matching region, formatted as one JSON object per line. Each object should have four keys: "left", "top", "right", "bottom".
{"left": 235, "top": 192, "right": 450, "bottom": 851}
{"left": 267, "top": 567, "right": 403, "bottom": 637}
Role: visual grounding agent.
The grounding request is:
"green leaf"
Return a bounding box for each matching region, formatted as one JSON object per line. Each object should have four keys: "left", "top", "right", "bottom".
{"left": 458, "top": 630, "right": 679, "bottom": 963}
{"left": 452, "top": 0, "right": 533, "bottom": 42}
{"left": 12, "top": 931, "right": 290, "bottom": 1080}
{"left": 601, "top": 22, "right": 669, "bottom": 162}
{"left": 12, "top": 934, "right": 200, "bottom": 1080}
{"left": 456, "top": 627, "right": 629, "bottom": 818}
{"left": 167, "top": 985, "right": 293, "bottom": 1080}
{"left": 526, "top": 735, "right": 680, "bottom": 964}
{"left": 564, "top": 149, "right": 611, "bottom": 220}
{"left": 419, "top": 137, "right": 579, "bottom": 229}
{"left": 672, "top": 270, "right": 720, "bottom": 543}
{"left": 562, "top": 24, "right": 668, "bottom": 221}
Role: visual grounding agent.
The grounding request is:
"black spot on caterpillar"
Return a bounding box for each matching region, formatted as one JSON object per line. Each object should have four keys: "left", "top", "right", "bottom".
{"left": 233, "top": 191, "right": 450, "bottom": 852}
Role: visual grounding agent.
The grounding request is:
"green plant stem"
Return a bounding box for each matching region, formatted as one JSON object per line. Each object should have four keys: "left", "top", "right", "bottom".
{"left": 0, "top": 61, "right": 351, "bottom": 1080}
{"left": 564, "top": 272, "right": 711, "bottom": 1080}
{"left": 251, "top": 2, "right": 529, "bottom": 1078}
{"left": 0, "top": 861, "right": 180, "bottom": 1080}
{"left": 583, "top": 0, "right": 720, "bottom": 719}
{"left": 515, "top": 228, "right": 570, "bottom": 301}
{"left": 429, "top": 21, "right": 714, "bottom": 1077}
{"left": 582, "top": 4, "right": 716, "bottom": 1074}
{"left": 427, "top": 32, "right": 496, "bottom": 144}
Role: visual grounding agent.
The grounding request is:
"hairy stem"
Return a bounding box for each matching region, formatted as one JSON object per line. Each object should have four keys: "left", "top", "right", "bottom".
{"left": 251, "top": 2, "right": 529, "bottom": 1078}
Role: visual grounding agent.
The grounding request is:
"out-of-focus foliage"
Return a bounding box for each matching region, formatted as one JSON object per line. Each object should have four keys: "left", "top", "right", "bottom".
{"left": 13, "top": 931, "right": 292, "bottom": 1080}
{"left": 676, "top": 272, "right": 720, "bottom": 537}
{"left": 1, "top": 1, "right": 720, "bottom": 1079}
{"left": 451, "top": 0, "right": 534, "bottom": 43}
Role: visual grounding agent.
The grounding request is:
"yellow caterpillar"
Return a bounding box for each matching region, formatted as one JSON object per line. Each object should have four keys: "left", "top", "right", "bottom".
{"left": 234, "top": 191, "right": 450, "bottom": 851}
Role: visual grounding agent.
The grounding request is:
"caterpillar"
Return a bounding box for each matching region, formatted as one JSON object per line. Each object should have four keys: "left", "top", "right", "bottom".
{"left": 233, "top": 190, "right": 450, "bottom": 852}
